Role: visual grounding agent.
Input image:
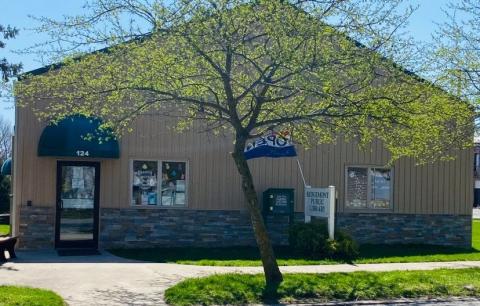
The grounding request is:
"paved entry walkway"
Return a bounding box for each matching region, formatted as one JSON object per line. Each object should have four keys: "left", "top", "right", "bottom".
{"left": 1, "top": 251, "right": 480, "bottom": 306}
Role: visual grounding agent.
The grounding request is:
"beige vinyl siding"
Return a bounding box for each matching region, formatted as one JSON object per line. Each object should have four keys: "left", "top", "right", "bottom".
{"left": 14, "top": 105, "right": 473, "bottom": 216}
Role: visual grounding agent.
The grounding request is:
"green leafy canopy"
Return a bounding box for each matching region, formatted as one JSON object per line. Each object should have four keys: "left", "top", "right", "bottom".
{"left": 428, "top": 0, "right": 480, "bottom": 115}
{"left": 16, "top": 0, "right": 473, "bottom": 163}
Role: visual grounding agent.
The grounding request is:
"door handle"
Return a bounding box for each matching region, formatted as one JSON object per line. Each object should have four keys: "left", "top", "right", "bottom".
{"left": 58, "top": 200, "right": 63, "bottom": 209}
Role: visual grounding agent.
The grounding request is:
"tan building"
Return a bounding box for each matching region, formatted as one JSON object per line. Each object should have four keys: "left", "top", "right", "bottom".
{"left": 5, "top": 65, "right": 474, "bottom": 250}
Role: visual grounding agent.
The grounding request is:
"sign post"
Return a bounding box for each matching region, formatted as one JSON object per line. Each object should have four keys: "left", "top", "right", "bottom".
{"left": 327, "top": 185, "right": 335, "bottom": 240}
{"left": 304, "top": 185, "right": 336, "bottom": 239}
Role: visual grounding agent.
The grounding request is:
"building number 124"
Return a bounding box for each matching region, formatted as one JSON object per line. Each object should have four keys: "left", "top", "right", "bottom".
{"left": 76, "top": 150, "right": 90, "bottom": 157}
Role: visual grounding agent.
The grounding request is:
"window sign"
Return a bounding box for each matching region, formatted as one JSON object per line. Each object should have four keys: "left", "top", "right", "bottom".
{"left": 72, "top": 167, "right": 85, "bottom": 189}
{"left": 346, "top": 167, "right": 368, "bottom": 208}
{"left": 61, "top": 166, "right": 95, "bottom": 209}
{"left": 132, "top": 161, "right": 158, "bottom": 206}
{"left": 346, "top": 166, "right": 392, "bottom": 210}
{"left": 131, "top": 160, "right": 187, "bottom": 207}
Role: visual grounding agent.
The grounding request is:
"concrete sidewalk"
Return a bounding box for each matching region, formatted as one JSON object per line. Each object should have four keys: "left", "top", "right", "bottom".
{"left": 1, "top": 251, "right": 480, "bottom": 306}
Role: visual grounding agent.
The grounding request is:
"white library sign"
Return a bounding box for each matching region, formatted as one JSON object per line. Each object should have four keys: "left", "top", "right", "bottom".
{"left": 304, "top": 185, "right": 336, "bottom": 239}
{"left": 305, "top": 187, "right": 330, "bottom": 217}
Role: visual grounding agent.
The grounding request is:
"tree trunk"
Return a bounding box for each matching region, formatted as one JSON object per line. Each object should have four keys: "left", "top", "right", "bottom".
{"left": 231, "top": 136, "right": 283, "bottom": 288}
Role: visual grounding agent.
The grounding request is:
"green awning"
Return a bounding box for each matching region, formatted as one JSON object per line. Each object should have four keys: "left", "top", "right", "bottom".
{"left": 38, "top": 115, "right": 120, "bottom": 158}
{"left": 1, "top": 158, "right": 11, "bottom": 175}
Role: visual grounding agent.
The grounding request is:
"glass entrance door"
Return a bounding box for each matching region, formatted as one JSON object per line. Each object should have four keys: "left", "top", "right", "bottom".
{"left": 55, "top": 161, "right": 100, "bottom": 249}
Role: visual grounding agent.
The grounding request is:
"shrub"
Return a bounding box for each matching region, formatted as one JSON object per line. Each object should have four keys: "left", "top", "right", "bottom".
{"left": 289, "top": 221, "right": 359, "bottom": 260}
{"left": 325, "top": 231, "right": 359, "bottom": 260}
{"left": 289, "top": 221, "right": 328, "bottom": 256}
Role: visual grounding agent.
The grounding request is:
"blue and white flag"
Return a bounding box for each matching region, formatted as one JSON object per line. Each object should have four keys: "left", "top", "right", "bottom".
{"left": 244, "top": 131, "right": 297, "bottom": 160}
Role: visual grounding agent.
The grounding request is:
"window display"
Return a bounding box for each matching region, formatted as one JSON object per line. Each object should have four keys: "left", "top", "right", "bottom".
{"left": 131, "top": 160, "right": 187, "bottom": 206}
{"left": 346, "top": 167, "right": 368, "bottom": 208}
{"left": 161, "top": 161, "right": 186, "bottom": 206}
{"left": 61, "top": 166, "right": 95, "bottom": 209}
{"left": 370, "top": 168, "right": 391, "bottom": 209}
{"left": 346, "top": 166, "right": 392, "bottom": 210}
{"left": 132, "top": 161, "right": 158, "bottom": 206}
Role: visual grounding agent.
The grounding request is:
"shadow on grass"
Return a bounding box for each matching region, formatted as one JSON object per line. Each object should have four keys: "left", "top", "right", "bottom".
{"left": 110, "top": 243, "right": 480, "bottom": 265}
{"left": 111, "top": 245, "right": 366, "bottom": 264}
{"left": 110, "top": 246, "right": 284, "bottom": 263}
{"left": 262, "top": 280, "right": 282, "bottom": 304}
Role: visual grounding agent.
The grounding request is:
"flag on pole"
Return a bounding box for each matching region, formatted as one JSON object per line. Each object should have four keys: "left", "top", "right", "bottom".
{"left": 244, "top": 130, "right": 297, "bottom": 160}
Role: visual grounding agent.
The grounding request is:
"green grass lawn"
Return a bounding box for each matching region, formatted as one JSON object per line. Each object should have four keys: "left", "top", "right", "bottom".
{"left": 474, "top": 219, "right": 480, "bottom": 249}
{"left": 0, "top": 224, "right": 9, "bottom": 235}
{"left": 165, "top": 268, "right": 480, "bottom": 305}
{"left": 0, "top": 286, "right": 65, "bottom": 306}
{"left": 110, "top": 220, "right": 480, "bottom": 266}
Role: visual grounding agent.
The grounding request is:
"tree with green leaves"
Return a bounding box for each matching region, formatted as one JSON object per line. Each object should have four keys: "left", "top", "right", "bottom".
{"left": 429, "top": 0, "right": 480, "bottom": 113}
{"left": 16, "top": 0, "right": 473, "bottom": 287}
{"left": 1, "top": 24, "right": 21, "bottom": 82}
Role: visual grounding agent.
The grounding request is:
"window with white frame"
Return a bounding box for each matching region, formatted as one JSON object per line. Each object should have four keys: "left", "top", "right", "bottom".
{"left": 131, "top": 160, "right": 187, "bottom": 206}
{"left": 346, "top": 166, "right": 392, "bottom": 210}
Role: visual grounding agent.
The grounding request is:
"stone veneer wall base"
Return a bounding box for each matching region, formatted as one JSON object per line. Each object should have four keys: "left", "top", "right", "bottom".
{"left": 16, "top": 206, "right": 472, "bottom": 249}
{"left": 18, "top": 206, "right": 55, "bottom": 249}
{"left": 99, "top": 208, "right": 302, "bottom": 249}
{"left": 337, "top": 212, "right": 472, "bottom": 248}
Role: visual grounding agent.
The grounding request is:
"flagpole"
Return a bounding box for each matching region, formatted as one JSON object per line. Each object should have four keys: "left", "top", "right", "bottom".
{"left": 297, "top": 157, "right": 312, "bottom": 223}
{"left": 296, "top": 158, "right": 308, "bottom": 188}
